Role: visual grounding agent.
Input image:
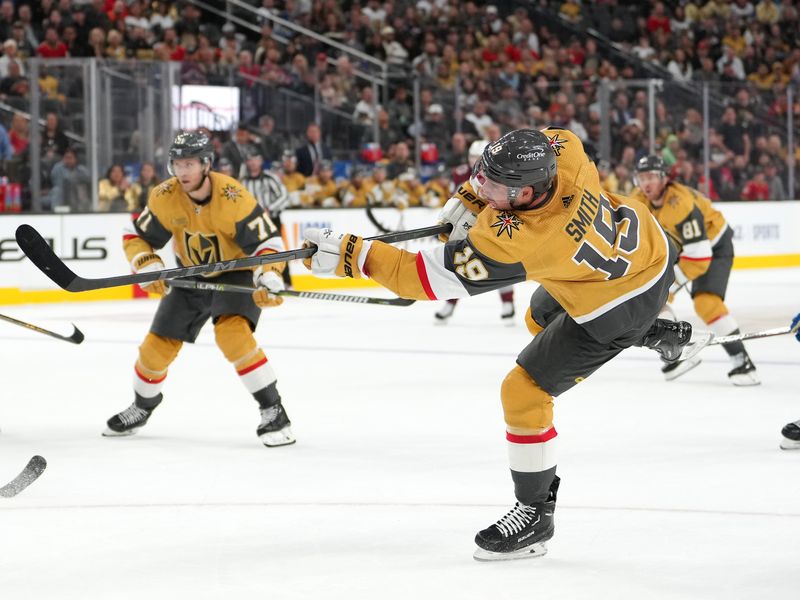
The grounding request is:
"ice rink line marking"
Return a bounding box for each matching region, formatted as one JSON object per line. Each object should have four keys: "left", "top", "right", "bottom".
{"left": 6, "top": 334, "right": 799, "bottom": 367}
{"left": 1, "top": 501, "right": 799, "bottom": 519}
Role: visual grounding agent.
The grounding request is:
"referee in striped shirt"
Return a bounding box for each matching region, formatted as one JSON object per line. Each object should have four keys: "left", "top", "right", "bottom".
{"left": 241, "top": 147, "right": 292, "bottom": 286}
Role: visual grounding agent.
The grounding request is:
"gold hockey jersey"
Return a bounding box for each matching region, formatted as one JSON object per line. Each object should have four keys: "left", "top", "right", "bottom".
{"left": 364, "top": 128, "right": 672, "bottom": 342}
{"left": 300, "top": 176, "right": 340, "bottom": 207}
{"left": 123, "top": 172, "right": 285, "bottom": 276}
{"left": 630, "top": 181, "right": 726, "bottom": 280}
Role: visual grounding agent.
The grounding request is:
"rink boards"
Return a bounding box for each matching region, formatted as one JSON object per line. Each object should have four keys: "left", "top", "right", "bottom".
{"left": 1, "top": 202, "right": 799, "bottom": 304}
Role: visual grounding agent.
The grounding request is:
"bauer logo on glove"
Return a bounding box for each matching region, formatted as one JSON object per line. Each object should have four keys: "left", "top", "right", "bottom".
{"left": 302, "top": 228, "right": 373, "bottom": 279}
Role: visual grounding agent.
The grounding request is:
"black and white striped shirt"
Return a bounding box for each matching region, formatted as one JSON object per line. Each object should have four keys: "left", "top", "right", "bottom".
{"left": 241, "top": 170, "right": 289, "bottom": 216}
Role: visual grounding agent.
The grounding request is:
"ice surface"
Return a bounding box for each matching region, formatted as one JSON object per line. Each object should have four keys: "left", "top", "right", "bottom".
{"left": 1, "top": 270, "right": 799, "bottom": 599}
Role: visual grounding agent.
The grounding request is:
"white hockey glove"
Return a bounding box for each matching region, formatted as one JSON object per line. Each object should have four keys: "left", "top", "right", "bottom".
{"left": 131, "top": 252, "right": 168, "bottom": 296}
{"left": 252, "top": 266, "right": 285, "bottom": 308}
{"left": 302, "top": 228, "right": 372, "bottom": 279}
{"left": 437, "top": 196, "right": 477, "bottom": 242}
{"left": 669, "top": 265, "right": 690, "bottom": 297}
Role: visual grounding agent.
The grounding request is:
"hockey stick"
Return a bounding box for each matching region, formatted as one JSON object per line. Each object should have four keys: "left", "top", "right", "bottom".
{"left": 167, "top": 278, "right": 416, "bottom": 306}
{"left": 15, "top": 223, "right": 450, "bottom": 293}
{"left": 0, "top": 455, "right": 47, "bottom": 498}
{"left": 680, "top": 323, "right": 798, "bottom": 359}
{"left": 708, "top": 324, "right": 797, "bottom": 346}
{"left": 0, "top": 313, "right": 84, "bottom": 344}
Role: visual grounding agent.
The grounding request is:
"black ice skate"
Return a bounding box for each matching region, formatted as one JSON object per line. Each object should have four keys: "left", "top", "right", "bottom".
{"left": 103, "top": 393, "right": 162, "bottom": 437}
{"left": 642, "top": 319, "right": 704, "bottom": 362}
{"left": 474, "top": 476, "right": 559, "bottom": 562}
{"left": 780, "top": 420, "right": 800, "bottom": 450}
{"left": 727, "top": 352, "right": 760, "bottom": 386}
{"left": 257, "top": 403, "right": 295, "bottom": 447}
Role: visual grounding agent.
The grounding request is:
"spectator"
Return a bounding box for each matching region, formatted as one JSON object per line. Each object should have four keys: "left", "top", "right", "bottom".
{"left": 368, "top": 108, "right": 403, "bottom": 153}
{"left": 98, "top": 163, "right": 134, "bottom": 211}
{"left": 386, "top": 141, "right": 414, "bottom": 180}
{"left": 716, "top": 45, "right": 745, "bottom": 80}
{"left": 48, "top": 147, "right": 91, "bottom": 212}
{"left": 37, "top": 25, "right": 68, "bottom": 58}
{"left": 8, "top": 112, "right": 28, "bottom": 155}
{"left": 0, "top": 118, "right": 11, "bottom": 161}
{"left": 221, "top": 124, "right": 253, "bottom": 179}
{"left": 353, "top": 85, "right": 381, "bottom": 127}
{"left": 129, "top": 162, "right": 159, "bottom": 213}
{"left": 254, "top": 115, "right": 285, "bottom": 163}
{"left": 294, "top": 122, "right": 332, "bottom": 177}
{"left": 386, "top": 85, "right": 413, "bottom": 135}
{"left": 41, "top": 112, "right": 69, "bottom": 157}
{"left": 765, "top": 162, "right": 787, "bottom": 200}
{"left": 0, "top": 39, "right": 24, "bottom": 78}
{"left": 741, "top": 172, "right": 771, "bottom": 200}
{"left": 717, "top": 106, "right": 750, "bottom": 159}
{"left": 465, "top": 101, "right": 495, "bottom": 140}
{"left": 0, "top": 59, "right": 28, "bottom": 97}
{"left": 756, "top": 0, "right": 781, "bottom": 25}
{"left": 666, "top": 49, "right": 693, "bottom": 81}
{"left": 380, "top": 26, "right": 409, "bottom": 67}
{"left": 0, "top": 1, "right": 12, "bottom": 42}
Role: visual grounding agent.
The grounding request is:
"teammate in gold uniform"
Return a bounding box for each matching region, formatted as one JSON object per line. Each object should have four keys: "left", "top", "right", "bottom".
{"left": 632, "top": 155, "right": 759, "bottom": 385}
{"left": 299, "top": 159, "right": 339, "bottom": 207}
{"left": 300, "top": 128, "right": 694, "bottom": 560}
{"left": 104, "top": 132, "right": 295, "bottom": 447}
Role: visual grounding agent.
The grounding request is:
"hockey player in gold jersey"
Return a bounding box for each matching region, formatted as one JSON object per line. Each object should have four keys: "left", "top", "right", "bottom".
{"left": 299, "top": 128, "right": 695, "bottom": 560}
{"left": 632, "top": 155, "right": 759, "bottom": 385}
{"left": 104, "top": 131, "right": 295, "bottom": 447}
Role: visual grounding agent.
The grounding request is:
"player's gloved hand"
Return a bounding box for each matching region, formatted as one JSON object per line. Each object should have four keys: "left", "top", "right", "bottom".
{"left": 437, "top": 196, "right": 477, "bottom": 242}
{"left": 131, "top": 252, "right": 168, "bottom": 296}
{"left": 668, "top": 265, "right": 689, "bottom": 296}
{"left": 252, "top": 266, "right": 285, "bottom": 308}
{"left": 302, "top": 228, "right": 372, "bottom": 279}
{"left": 791, "top": 313, "right": 800, "bottom": 342}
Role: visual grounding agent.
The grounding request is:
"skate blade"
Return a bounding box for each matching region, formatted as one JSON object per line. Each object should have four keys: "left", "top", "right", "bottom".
{"left": 678, "top": 331, "right": 713, "bottom": 361}
{"left": 259, "top": 426, "right": 296, "bottom": 447}
{"left": 779, "top": 439, "right": 800, "bottom": 450}
{"left": 729, "top": 372, "right": 761, "bottom": 386}
{"left": 663, "top": 357, "right": 702, "bottom": 381}
{"left": 102, "top": 427, "right": 141, "bottom": 437}
{"left": 473, "top": 542, "right": 548, "bottom": 562}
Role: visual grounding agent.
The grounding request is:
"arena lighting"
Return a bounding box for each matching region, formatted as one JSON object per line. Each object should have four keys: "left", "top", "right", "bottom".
{"left": 171, "top": 85, "right": 240, "bottom": 130}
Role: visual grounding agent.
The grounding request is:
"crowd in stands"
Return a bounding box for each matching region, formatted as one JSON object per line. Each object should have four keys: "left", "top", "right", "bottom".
{"left": 0, "top": 0, "right": 798, "bottom": 211}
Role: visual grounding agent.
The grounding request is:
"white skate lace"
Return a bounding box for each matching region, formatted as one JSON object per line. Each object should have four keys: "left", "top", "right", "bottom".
{"left": 495, "top": 503, "right": 537, "bottom": 538}
{"left": 118, "top": 404, "right": 149, "bottom": 427}
{"left": 260, "top": 406, "right": 280, "bottom": 426}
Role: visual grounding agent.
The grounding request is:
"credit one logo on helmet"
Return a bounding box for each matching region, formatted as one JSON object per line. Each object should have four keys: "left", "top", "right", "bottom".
{"left": 516, "top": 150, "right": 545, "bottom": 160}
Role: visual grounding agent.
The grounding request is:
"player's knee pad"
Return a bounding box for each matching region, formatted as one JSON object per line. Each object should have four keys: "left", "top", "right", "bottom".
{"left": 214, "top": 315, "right": 258, "bottom": 364}
{"left": 138, "top": 332, "right": 182, "bottom": 374}
{"left": 694, "top": 292, "right": 728, "bottom": 325}
{"left": 524, "top": 307, "right": 545, "bottom": 336}
{"left": 501, "top": 365, "right": 554, "bottom": 432}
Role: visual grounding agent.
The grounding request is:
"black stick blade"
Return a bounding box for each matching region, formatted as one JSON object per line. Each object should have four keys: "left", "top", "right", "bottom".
{"left": 68, "top": 324, "right": 85, "bottom": 344}
{"left": 16, "top": 224, "right": 79, "bottom": 291}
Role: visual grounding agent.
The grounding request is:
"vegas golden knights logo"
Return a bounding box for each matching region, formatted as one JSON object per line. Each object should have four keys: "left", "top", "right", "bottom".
{"left": 184, "top": 231, "right": 221, "bottom": 265}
